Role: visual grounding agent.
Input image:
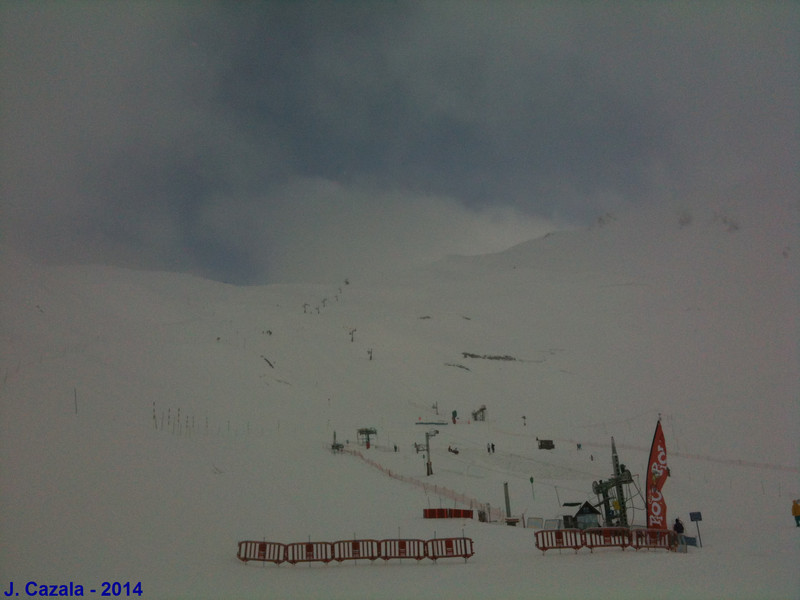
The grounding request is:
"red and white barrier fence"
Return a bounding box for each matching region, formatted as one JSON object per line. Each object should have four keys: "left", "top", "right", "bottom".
{"left": 534, "top": 529, "right": 584, "bottom": 553}
{"left": 427, "top": 536, "right": 475, "bottom": 561}
{"left": 423, "top": 508, "right": 474, "bottom": 519}
{"left": 333, "top": 539, "right": 380, "bottom": 562}
{"left": 237, "top": 536, "right": 474, "bottom": 565}
{"left": 535, "top": 527, "right": 679, "bottom": 554}
{"left": 379, "top": 538, "right": 428, "bottom": 561}
{"left": 583, "top": 527, "right": 630, "bottom": 551}
{"left": 237, "top": 541, "right": 286, "bottom": 564}
{"left": 631, "top": 528, "right": 677, "bottom": 550}
{"left": 285, "top": 541, "right": 334, "bottom": 564}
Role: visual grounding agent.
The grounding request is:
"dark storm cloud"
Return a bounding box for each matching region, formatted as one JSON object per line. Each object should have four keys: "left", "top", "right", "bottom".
{"left": 205, "top": 2, "right": 672, "bottom": 210}
{"left": 1, "top": 2, "right": 797, "bottom": 283}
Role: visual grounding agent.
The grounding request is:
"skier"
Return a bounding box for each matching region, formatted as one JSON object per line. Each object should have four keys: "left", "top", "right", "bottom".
{"left": 792, "top": 499, "right": 800, "bottom": 527}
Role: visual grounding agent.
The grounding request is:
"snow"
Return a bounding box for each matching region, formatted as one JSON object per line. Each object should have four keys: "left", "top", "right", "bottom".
{"left": 1, "top": 206, "right": 798, "bottom": 599}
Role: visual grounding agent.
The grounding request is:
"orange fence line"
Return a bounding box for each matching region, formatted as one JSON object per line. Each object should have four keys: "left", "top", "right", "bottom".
{"left": 343, "top": 448, "right": 505, "bottom": 522}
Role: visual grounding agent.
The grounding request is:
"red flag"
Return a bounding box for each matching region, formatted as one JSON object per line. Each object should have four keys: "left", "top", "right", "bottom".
{"left": 646, "top": 420, "right": 669, "bottom": 529}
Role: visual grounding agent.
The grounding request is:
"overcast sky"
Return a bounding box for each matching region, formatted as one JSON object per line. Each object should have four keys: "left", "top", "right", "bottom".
{"left": 2, "top": 2, "right": 797, "bottom": 284}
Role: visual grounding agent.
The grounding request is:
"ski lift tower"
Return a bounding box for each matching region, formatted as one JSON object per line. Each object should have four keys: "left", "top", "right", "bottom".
{"left": 330, "top": 431, "right": 344, "bottom": 453}
{"left": 592, "top": 437, "right": 634, "bottom": 527}
{"left": 357, "top": 427, "right": 377, "bottom": 449}
{"left": 424, "top": 429, "right": 439, "bottom": 476}
{"left": 471, "top": 405, "right": 487, "bottom": 422}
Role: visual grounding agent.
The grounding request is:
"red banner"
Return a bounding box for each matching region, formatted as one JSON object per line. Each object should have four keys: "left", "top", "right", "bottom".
{"left": 646, "top": 420, "right": 669, "bottom": 529}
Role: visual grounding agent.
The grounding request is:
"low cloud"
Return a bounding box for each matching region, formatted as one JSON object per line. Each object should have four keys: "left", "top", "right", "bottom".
{"left": 197, "top": 178, "right": 554, "bottom": 283}
{"left": 1, "top": 2, "right": 796, "bottom": 284}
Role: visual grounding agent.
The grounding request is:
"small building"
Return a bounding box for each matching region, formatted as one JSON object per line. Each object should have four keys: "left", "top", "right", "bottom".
{"left": 537, "top": 439, "right": 555, "bottom": 450}
{"left": 573, "top": 501, "right": 602, "bottom": 530}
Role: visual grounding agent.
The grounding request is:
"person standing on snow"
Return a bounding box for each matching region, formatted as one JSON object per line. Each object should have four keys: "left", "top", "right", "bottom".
{"left": 792, "top": 499, "right": 800, "bottom": 527}
{"left": 673, "top": 518, "right": 686, "bottom": 552}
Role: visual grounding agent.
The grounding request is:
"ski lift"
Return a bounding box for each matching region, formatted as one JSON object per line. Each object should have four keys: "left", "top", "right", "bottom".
{"left": 357, "top": 427, "right": 377, "bottom": 448}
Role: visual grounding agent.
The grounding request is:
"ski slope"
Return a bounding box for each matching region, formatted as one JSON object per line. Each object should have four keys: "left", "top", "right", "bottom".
{"left": 1, "top": 205, "right": 797, "bottom": 599}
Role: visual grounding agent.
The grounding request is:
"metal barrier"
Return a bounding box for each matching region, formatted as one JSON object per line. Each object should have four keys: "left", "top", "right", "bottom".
{"left": 584, "top": 527, "right": 630, "bottom": 551}
{"left": 534, "top": 529, "right": 584, "bottom": 553}
{"left": 631, "top": 528, "right": 677, "bottom": 551}
{"left": 237, "top": 541, "right": 286, "bottom": 563}
{"left": 333, "top": 539, "right": 380, "bottom": 562}
{"left": 285, "top": 541, "right": 334, "bottom": 564}
{"left": 535, "top": 527, "right": 679, "bottom": 554}
{"left": 379, "top": 538, "right": 428, "bottom": 561}
{"left": 239, "top": 536, "right": 475, "bottom": 565}
{"left": 426, "top": 537, "right": 474, "bottom": 562}
{"left": 423, "top": 508, "right": 474, "bottom": 519}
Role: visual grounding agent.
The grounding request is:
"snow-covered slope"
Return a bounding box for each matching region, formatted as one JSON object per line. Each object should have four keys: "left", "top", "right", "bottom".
{"left": 1, "top": 206, "right": 797, "bottom": 599}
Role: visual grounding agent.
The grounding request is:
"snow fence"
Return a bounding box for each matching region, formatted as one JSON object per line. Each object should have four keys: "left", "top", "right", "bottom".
{"left": 237, "top": 536, "right": 474, "bottom": 565}
{"left": 534, "top": 527, "right": 678, "bottom": 554}
{"left": 344, "top": 448, "right": 504, "bottom": 522}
